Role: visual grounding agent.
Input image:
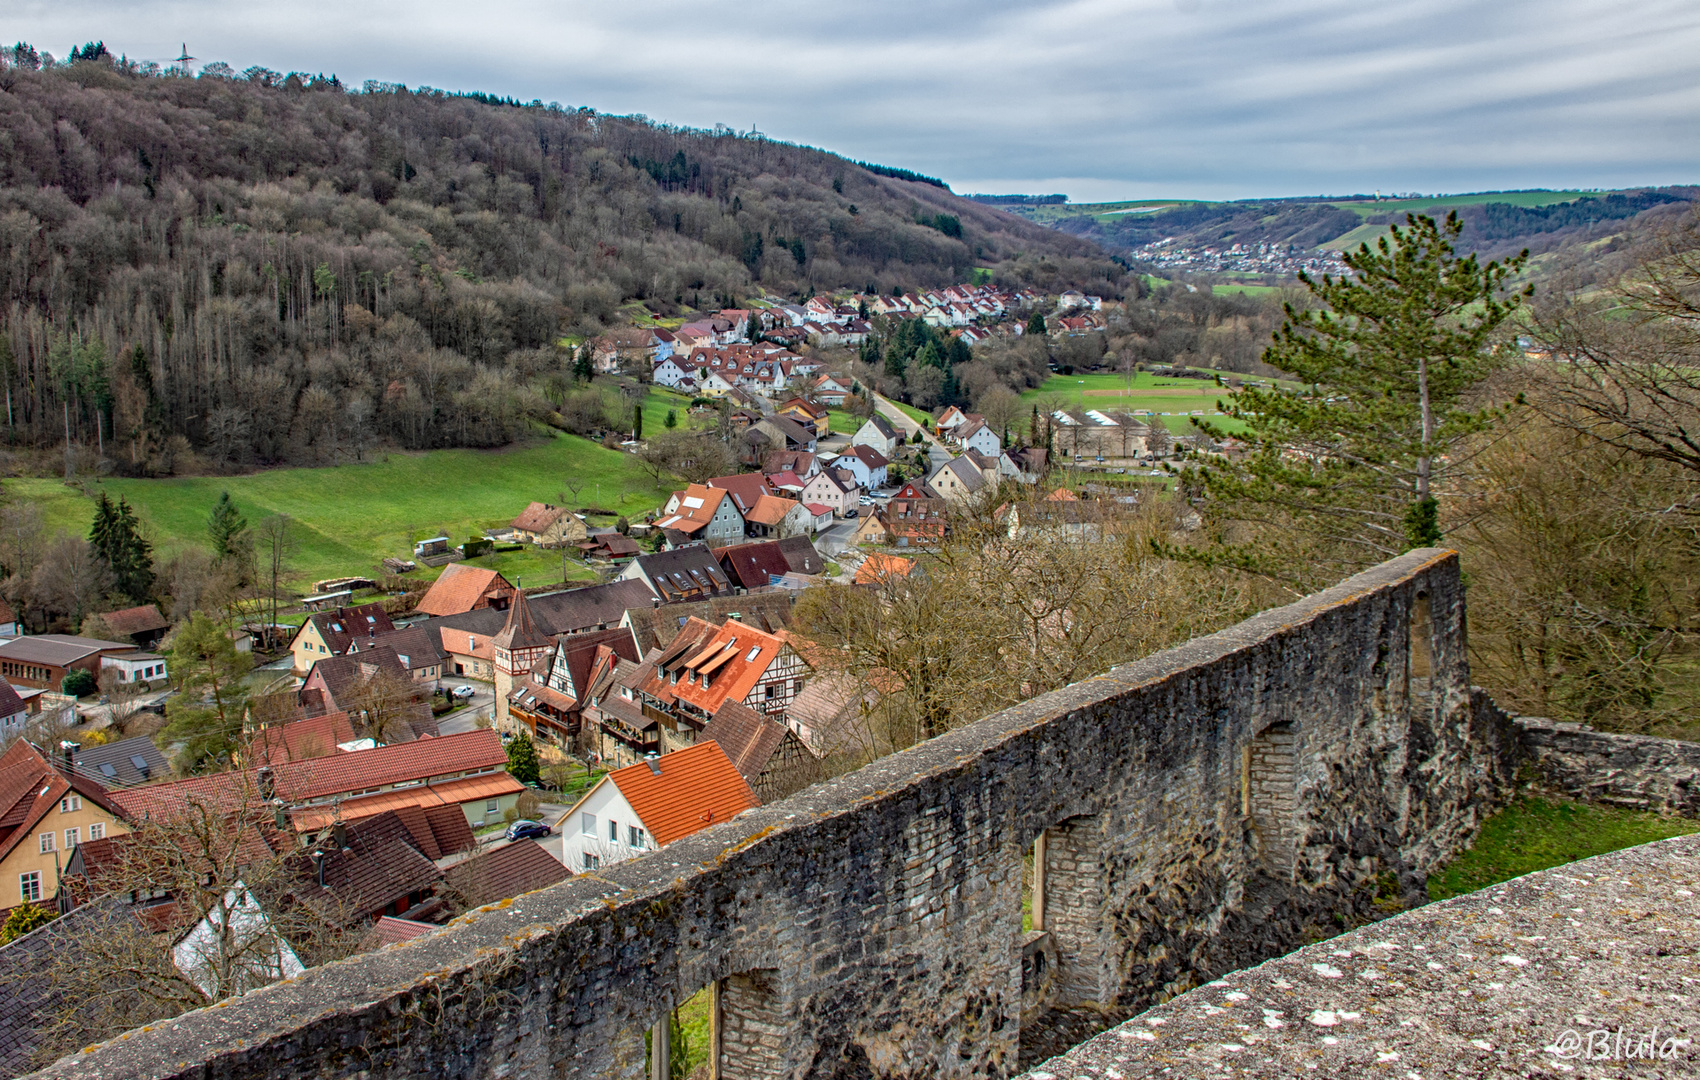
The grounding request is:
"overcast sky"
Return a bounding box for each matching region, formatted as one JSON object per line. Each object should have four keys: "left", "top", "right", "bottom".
{"left": 11, "top": 0, "right": 1700, "bottom": 201}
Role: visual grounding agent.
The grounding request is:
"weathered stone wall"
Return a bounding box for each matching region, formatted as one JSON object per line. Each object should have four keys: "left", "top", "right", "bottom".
{"left": 1511, "top": 708, "right": 1700, "bottom": 816}
{"left": 30, "top": 549, "right": 1521, "bottom": 1080}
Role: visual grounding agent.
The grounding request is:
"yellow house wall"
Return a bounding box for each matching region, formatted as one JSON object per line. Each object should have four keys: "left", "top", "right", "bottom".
{"left": 1, "top": 801, "right": 129, "bottom": 908}
{"left": 292, "top": 622, "right": 332, "bottom": 674}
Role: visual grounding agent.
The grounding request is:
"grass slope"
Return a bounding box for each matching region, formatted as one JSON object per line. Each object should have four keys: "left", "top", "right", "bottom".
{"left": 10, "top": 432, "right": 672, "bottom": 588}
{"left": 1428, "top": 795, "right": 1700, "bottom": 901}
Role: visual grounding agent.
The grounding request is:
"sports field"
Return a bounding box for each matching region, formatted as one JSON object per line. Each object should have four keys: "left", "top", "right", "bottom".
{"left": 9, "top": 431, "right": 672, "bottom": 589}
{"left": 1022, "top": 370, "right": 1275, "bottom": 433}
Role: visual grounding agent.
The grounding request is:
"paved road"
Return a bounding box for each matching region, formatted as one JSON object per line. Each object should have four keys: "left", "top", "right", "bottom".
{"left": 434, "top": 682, "right": 497, "bottom": 735}
{"left": 873, "top": 393, "right": 945, "bottom": 452}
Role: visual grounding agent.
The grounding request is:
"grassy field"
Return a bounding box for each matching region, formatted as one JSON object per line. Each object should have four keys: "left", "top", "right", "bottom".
{"left": 8, "top": 431, "right": 673, "bottom": 589}
{"left": 1428, "top": 795, "right": 1700, "bottom": 901}
{"left": 884, "top": 398, "right": 934, "bottom": 428}
{"left": 1022, "top": 370, "right": 1269, "bottom": 433}
{"left": 826, "top": 408, "right": 863, "bottom": 435}
{"left": 1210, "top": 283, "right": 1281, "bottom": 297}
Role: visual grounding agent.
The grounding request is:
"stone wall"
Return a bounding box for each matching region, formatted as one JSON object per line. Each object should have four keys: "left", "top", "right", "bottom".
{"left": 1511, "top": 709, "right": 1700, "bottom": 816}
{"left": 31, "top": 549, "right": 1522, "bottom": 1080}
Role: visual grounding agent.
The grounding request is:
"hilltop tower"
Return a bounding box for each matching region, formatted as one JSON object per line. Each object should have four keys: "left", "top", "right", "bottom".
{"left": 491, "top": 589, "right": 551, "bottom": 729}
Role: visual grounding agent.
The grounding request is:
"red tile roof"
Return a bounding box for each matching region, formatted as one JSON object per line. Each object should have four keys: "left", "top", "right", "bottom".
{"left": 97, "top": 604, "right": 170, "bottom": 637}
{"left": 289, "top": 772, "right": 523, "bottom": 831}
{"left": 444, "top": 839, "right": 570, "bottom": 907}
{"left": 416, "top": 565, "right": 515, "bottom": 617}
{"left": 511, "top": 502, "right": 566, "bottom": 534}
{"left": 605, "top": 741, "right": 759, "bottom": 846}
{"left": 113, "top": 730, "right": 510, "bottom": 818}
{"left": 854, "top": 554, "right": 915, "bottom": 585}
{"left": 252, "top": 712, "right": 358, "bottom": 762}
{"left": 366, "top": 916, "right": 439, "bottom": 947}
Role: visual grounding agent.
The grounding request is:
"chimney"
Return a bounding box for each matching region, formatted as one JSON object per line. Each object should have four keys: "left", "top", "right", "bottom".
{"left": 59, "top": 741, "right": 79, "bottom": 772}
{"left": 652, "top": 597, "right": 661, "bottom": 609}
{"left": 311, "top": 850, "right": 326, "bottom": 887}
{"left": 333, "top": 822, "right": 348, "bottom": 850}
{"left": 258, "top": 767, "right": 276, "bottom": 801}
{"left": 645, "top": 752, "right": 661, "bottom": 776}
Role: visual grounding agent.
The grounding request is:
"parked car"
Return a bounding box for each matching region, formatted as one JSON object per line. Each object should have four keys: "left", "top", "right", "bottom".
{"left": 451, "top": 685, "right": 476, "bottom": 700}
{"left": 844, "top": 507, "right": 858, "bottom": 518}
{"left": 859, "top": 495, "right": 875, "bottom": 505}
{"left": 506, "top": 819, "right": 551, "bottom": 841}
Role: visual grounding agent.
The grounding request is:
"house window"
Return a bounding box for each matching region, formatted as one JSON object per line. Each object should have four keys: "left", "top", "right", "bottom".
{"left": 89, "top": 823, "right": 105, "bottom": 841}
{"left": 64, "top": 827, "right": 79, "bottom": 849}
{"left": 60, "top": 796, "right": 81, "bottom": 813}
{"left": 19, "top": 872, "right": 40, "bottom": 904}
{"left": 766, "top": 684, "right": 776, "bottom": 699}
{"left": 486, "top": 799, "right": 499, "bottom": 813}
{"left": 608, "top": 819, "right": 619, "bottom": 842}
{"left": 38, "top": 833, "right": 54, "bottom": 853}
{"left": 628, "top": 825, "right": 644, "bottom": 848}
{"left": 583, "top": 853, "right": 599, "bottom": 871}
{"left": 581, "top": 813, "right": 596, "bottom": 836}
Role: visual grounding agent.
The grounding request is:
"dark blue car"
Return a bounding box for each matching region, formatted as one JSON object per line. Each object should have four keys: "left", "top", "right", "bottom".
{"left": 506, "top": 819, "right": 551, "bottom": 841}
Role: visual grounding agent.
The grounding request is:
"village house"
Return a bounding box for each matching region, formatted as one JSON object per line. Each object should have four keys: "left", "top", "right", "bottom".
{"left": 651, "top": 355, "right": 693, "bottom": 388}
{"left": 345, "top": 626, "right": 446, "bottom": 683}
{"left": 298, "top": 647, "right": 434, "bottom": 739}
{"left": 0, "top": 740, "right": 130, "bottom": 916}
{"left": 926, "top": 456, "right": 988, "bottom": 504}
{"left": 98, "top": 650, "right": 170, "bottom": 687}
{"left": 560, "top": 741, "right": 757, "bottom": 873}
{"left": 801, "top": 468, "right": 860, "bottom": 517}
{"left": 70, "top": 735, "right": 169, "bottom": 789}
{"left": 809, "top": 374, "right": 853, "bottom": 406}
{"left": 0, "top": 598, "right": 17, "bottom": 638}
{"left": 414, "top": 565, "right": 515, "bottom": 618}
{"left": 699, "top": 473, "right": 776, "bottom": 519}
{"left": 830, "top": 445, "right": 889, "bottom": 490}
{"left": 620, "top": 546, "right": 736, "bottom": 603}
{"left": 113, "top": 730, "right": 524, "bottom": 835}
{"left": 288, "top": 602, "right": 397, "bottom": 674}
{"left": 955, "top": 419, "right": 1003, "bottom": 458}
{"left": 750, "top": 414, "right": 818, "bottom": 454}
{"left": 885, "top": 489, "right": 949, "bottom": 546}
{"left": 701, "top": 700, "right": 819, "bottom": 803}
{"left": 852, "top": 511, "right": 893, "bottom": 546}
{"left": 763, "top": 449, "right": 819, "bottom": 479}
{"left": 89, "top": 604, "right": 171, "bottom": 650}
{"left": 777, "top": 397, "right": 830, "bottom": 438}
{"left": 0, "top": 634, "right": 141, "bottom": 691}
{"left": 505, "top": 626, "right": 641, "bottom": 747}
{"left": 854, "top": 552, "right": 917, "bottom": 585}
{"left": 713, "top": 537, "right": 826, "bottom": 590}
{"left": 653, "top": 484, "right": 746, "bottom": 545}
{"left": 509, "top": 503, "right": 588, "bottom": 548}
{"left": 741, "top": 494, "right": 813, "bottom": 538}
{"left": 851, "top": 412, "right": 902, "bottom": 458}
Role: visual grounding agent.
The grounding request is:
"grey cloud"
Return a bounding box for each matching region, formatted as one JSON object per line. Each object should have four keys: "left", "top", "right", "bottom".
{"left": 11, "top": 0, "right": 1700, "bottom": 199}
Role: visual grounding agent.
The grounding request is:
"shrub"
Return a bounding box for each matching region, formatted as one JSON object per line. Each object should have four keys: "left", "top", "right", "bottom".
{"left": 61, "top": 669, "right": 97, "bottom": 697}
{"left": 0, "top": 903, "right": 54, "bottom": 946}
{"left": 515, "top": 791, "right": 543, "bottom": 819}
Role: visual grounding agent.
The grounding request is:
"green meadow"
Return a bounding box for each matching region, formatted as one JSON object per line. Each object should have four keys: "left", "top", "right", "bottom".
{"left": 10, "top": 431, "right": 673, "bottom": 589}
{"left": 1021, "top": 370, "right": 1269, "bottom": 433}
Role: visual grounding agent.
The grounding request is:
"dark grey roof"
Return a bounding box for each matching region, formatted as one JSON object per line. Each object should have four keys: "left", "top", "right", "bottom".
{"left": 72, "top": 735, "right": 168, "bottom": 789}
{"left": 412, "top": 606, "right": 508, "bottom": 655}
{"left": 0, "top": 896, "right": 134, "bottom": 1076}
{"left": 528, "top": 580, "right": 657, "bottom": 635}
{"left": 629, "top": 548, "right": 734, "bottom": 603}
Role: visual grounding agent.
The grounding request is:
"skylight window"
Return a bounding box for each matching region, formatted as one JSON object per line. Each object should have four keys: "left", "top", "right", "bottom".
{"left": 746, "top": 646, "right": 762, "bottom": 662}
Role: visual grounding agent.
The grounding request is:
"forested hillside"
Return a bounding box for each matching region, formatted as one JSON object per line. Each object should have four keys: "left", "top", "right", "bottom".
{"left": 0, "top": 48, "right": 1122, "bottom": 472}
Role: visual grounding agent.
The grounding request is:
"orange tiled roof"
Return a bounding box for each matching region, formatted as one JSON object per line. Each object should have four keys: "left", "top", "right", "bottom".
{"left": 288, "top": 771, "right": 524, "bottom": 831}
{"left": 854, "top": 554, "right": 915, "bottom": 585}
{"left": 416, "top": 564, "right": 515, "bottom": 617}
{"left": 606, "top": 741, "right": 759, "bottom": 846}
{"left": 664, "top": 620, "right": 790, "bottom": 717}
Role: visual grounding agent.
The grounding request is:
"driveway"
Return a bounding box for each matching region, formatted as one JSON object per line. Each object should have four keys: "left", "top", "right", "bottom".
{"left": 873, "top": 393, "right": 944, "bottom": 451}
{"left": 473, "top": 800, "right": 573, "bottom": 866}
{"left": 435, "top": 682, "right": 497, "bottom": 735}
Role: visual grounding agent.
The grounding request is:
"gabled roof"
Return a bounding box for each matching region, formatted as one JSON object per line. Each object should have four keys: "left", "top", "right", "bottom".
{"left": 445, "top": 839, "right": 570, "bottom": 907}
{"left": 527, "top": 579, "right": 655, "bottom": 633}
{"left": 701, "top": 700, "right": 795, "bottom": 787}
{"left": 390, "top": 802, "right": 477, "bottom": 860}
{"left": 0, "top": 634, "right": 128, "bottom": 667}
{"left": 713, "top": 540, "right": 794, "bottom": 589}
{"left": 629, "top": 547, "right": 735, "bottom": 603}
{"left": 0, "top": 896, "right": 134, "bottom": 1077}
{"left": 112, "top": 730, "right": 510, "bottom": 818}
{"left": 763, "top": 450, "right": 817, "bottom": 476}
{"left": 97, "top": 603, "right": 171, "bottom": 637}
{"left": 416, "top": 565, "right": 515, "bottom": 618}
{"left": 511, "top": 501, "right": 565, "bottom": 533}
{"left": 302, "top": 647, "right": 413, "bottom": 714}
{"left": 352, "top": 626, "right": 444, "bottom": 670}
{"left": 858, "top": 413, "right": 897, "bottom": 440}
{"left": 253, "top": 712, "right": 358, "bottom": 763}
{"left": 289, "top": 771, "right": 524, "bottom": 832}
{"left": 806, "top": 470, "right": 855, "bottom": 495}
{"left": 0, "top": 741, "right": 125, "bottom": 867}
{"left": 653, "top": 484, "right": 738, "bottom": 536}
{"left": 855, "top": 554, "right": 916, "bottom": 585}
{"left": 743, "top": 493, "right": 801, "bottom": 528}
{"left": 364, "top": 916, "right": 438, "bottom": 948}
{"left": 298, "top": 602, "right": 395, "bottom": 656}
{"left": 847, "top": 445, "right": 889, "bottom": 468}
{"left": 704, "top": 473, "right": 776, "bottom": 515}
{"left": 69, "top": 734, "right": 168, "bottom": 788}
{"left": 779, "top": 397, "right": 827, "bottom": 419}
{"left": 622, "top": 592, "right": 794, "bottom": 653}
{"left": 304, "top": 811, "right": 443, "bottom": 918}
{"left": 603, "top": 741, "right": 759, "bottom": 846}
{"left": 657, "top": 618, "right": 797, "bottom": 717}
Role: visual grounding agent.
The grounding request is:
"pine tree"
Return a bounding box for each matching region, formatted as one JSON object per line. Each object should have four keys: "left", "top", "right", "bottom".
{"left": 160, "top": 613, "right": 253, "bottom": 771}
{"left": 664, "top": 409, "right": 677, "bottom": 430}
{"left": 206, "top": 491, "right": 247, "bottom": 557}
{"left": 89, "top": 493, "right": 154, "bottom": 604}
{"left": 573, "top": 345, "right": 594, "bottom": 382}
{"left": 1026, "top": 311, "right": 1048, "bottom": 337}
{"left": 1181, "top": 213, "right": 1528, "bottom": 586}
{"left": 632, "top": 403, "right": 643, "bottom": 441}
{"left": 505, "top": 731, "right": 541, "bottom": 785}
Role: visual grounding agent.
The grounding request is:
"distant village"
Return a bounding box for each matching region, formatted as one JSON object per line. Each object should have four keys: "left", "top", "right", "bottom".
{"left": 1133, "top": 238, "right": 1349, "bottom": 279}
{"left": 0, "top": 277, "right": 1195, "bottom": 1069}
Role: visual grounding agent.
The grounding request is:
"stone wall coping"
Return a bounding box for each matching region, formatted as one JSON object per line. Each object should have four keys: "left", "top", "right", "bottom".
{"left": 1023, "top": 832, "right": 1700, "bottom": 1078}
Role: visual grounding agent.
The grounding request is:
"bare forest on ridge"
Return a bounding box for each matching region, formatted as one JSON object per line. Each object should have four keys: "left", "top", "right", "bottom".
{"left": 0, "top": 50, "right": 1125, "bottom": 473}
